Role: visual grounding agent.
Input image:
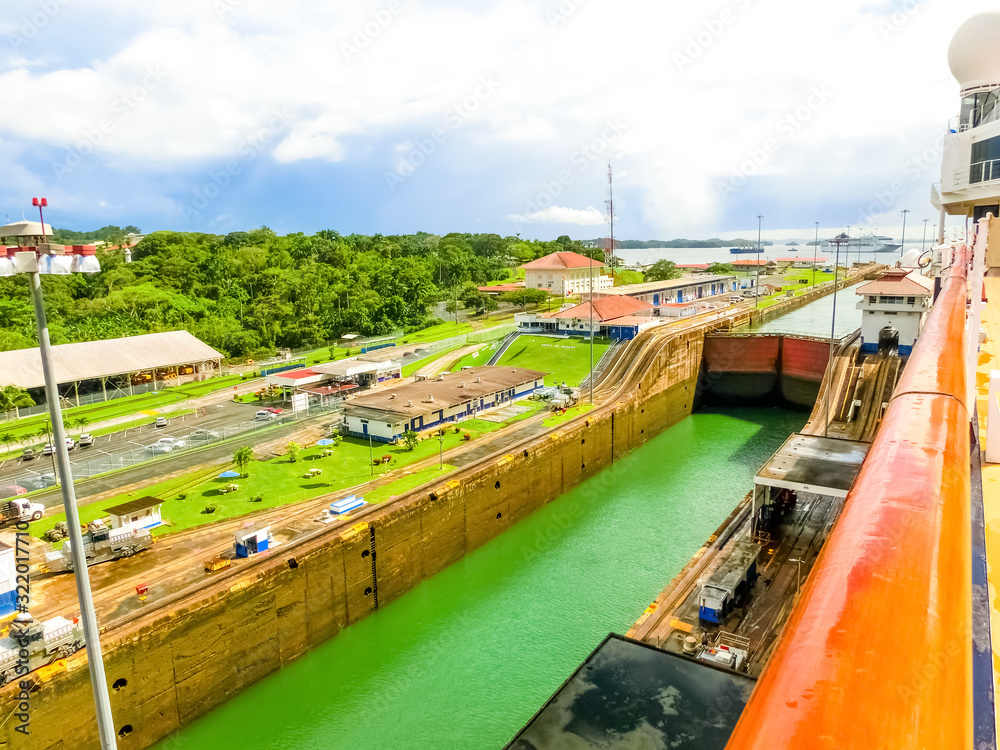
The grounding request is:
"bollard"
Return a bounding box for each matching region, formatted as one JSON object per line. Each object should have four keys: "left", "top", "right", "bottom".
{"left": 987, "top": 370, "right": 1000, "bottom": 465}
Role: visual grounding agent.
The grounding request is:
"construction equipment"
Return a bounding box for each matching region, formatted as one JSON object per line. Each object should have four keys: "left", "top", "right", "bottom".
{"left": 0, "top": 613, "right": 84, "bottom": 685}
{"left": 42, "top": 519, "right": 152, "bottom": 572}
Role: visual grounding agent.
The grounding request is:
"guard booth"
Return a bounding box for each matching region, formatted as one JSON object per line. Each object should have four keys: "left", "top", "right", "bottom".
{"left": 234, "top": 527, "right": 271, "bottom": 558}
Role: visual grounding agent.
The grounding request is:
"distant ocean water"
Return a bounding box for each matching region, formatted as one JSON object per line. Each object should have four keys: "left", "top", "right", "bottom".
{"left": 614, "top": 245, "right": 903, "bottom": 267}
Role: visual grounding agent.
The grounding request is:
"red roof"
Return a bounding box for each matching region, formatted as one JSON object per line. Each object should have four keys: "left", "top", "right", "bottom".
{"left": 478, "top": 283, "right": 525, "bottom": 294}
{"left": 520, "top": 251, "right": 605, "bottom": 271}
{"left": 732, "top": 259, "right": 767, "bottom": 266}
{"left": 856, "top": 269, "right": 933, "bottom": 296}
{"left": 775, "top": 257, "right": 828, "bottom": 263}
{"left": 272, "top": 367, "right": 319, "bottom": 380}
{"left": 548, "top": 296, "right": 653, "bottom": 323}
{"left": 662, "top": 302, "right": 696, "bottom": 308}
{"left": 677, "top": 263, "right": 709, "bottom": 269}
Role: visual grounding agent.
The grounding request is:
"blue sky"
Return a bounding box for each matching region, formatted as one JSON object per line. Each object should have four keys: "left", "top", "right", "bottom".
{"left": 0, "top": 0, "right": 994, "bottom": 241}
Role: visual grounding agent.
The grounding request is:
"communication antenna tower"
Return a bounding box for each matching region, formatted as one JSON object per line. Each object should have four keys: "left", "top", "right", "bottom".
{"left": 604, "top": 161, "right": 615, "bottom": 268}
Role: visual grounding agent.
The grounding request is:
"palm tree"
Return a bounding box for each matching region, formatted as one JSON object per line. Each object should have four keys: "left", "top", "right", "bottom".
{"left": 0, "top": 432, "right": 15, "bottom": 453}
{"left": 233, "top": 446, "right": 254, "bottom": 478}
{"left": 75, "top": 416, "right": 90, "bottom": 434}
{"left": 0, "top": 385, "right": 34, "bottom": 421}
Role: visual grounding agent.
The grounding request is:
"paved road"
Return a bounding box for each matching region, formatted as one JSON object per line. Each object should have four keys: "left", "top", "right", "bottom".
{"left": 8, "top": 409, "right": 338, "bottom": 510}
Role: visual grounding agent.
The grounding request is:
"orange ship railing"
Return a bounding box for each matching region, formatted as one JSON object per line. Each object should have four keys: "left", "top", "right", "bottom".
{"left": 725, "top": 249, "right": 972, "bottom": 749}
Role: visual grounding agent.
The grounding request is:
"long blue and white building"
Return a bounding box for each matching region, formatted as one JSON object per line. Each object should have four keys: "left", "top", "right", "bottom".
{"left": 342, "top": 366, "right": 545, "bottom": 443}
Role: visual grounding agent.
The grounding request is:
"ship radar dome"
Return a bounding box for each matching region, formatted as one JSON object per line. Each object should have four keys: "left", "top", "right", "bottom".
{"left": 949, "top": 11, "right": 1000, "bottom": 92}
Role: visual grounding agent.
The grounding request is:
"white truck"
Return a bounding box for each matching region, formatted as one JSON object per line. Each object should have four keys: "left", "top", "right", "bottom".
{"left": 0, "top": 497, "right": 44, "bottom": 525}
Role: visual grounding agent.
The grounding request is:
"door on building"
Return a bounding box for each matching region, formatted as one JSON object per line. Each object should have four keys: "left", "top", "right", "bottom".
{"left": 362, "top": 423, "right": 368, "bottom": 436}
{"left": 653, "top": 293, "right": 660, "bottom": 305}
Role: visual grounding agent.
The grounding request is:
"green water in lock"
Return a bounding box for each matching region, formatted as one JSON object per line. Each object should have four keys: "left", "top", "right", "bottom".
{"left": 157, "top": 407, "right": 806, "bottom": 750}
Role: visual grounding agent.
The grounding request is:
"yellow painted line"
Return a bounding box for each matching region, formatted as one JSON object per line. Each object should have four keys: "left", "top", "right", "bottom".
{"left": 229, "top": 579, "right": 252, "bottom": 593}
{"left": 339, "top": 522, "right": 369, "bottom": 541}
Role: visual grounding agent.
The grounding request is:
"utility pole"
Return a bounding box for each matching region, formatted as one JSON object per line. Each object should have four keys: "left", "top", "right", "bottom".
{"left": 825, "top": 233, "right": 847, "bottom": 438}
{"left": 813, "top": 221, "right": 819, "bottom": 288}
{"left": 922, "top": 218, "right": 929, "bottom": 253}
{"left": 755, "top": 215, "right": 763, "bottom": 308}
{"left": 900, "top": 209, "right": 910, "bottom": 257}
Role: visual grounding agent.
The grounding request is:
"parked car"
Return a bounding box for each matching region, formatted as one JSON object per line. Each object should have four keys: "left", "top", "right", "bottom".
{"left": 155, "top": 417, "right": 168, "bottom": 428}
{"left": 146, "top": 443, "right": 175, "bottom": 455}
{"left": 78, "top": 433, "right": 94, "bottom": 447}
{"left": 21, "top": 447, "right": 36, "bottom": 461}
{"left": 154, "top": 437, "right": 186, "bottom": 449}
{"left": 255, "top": 410, "right": 277, "bottom": 421}
{"left": 264, "top": 407, "right": 283, "bottom": 415}
{"left": 42, "top": 438, "right": 76, "bottom": 455}
{"left": 21, "top": 474, "right": 57, "bottom": 491}
{"left": 0, "top": 485, "right": 28, "bottom": 499}
{"left": 187, "top": 429, "right": 221, "bottom": 441}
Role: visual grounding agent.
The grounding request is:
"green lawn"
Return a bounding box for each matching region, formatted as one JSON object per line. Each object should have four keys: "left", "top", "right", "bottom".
{"left": 613, "top": 269, "right": 644, "bottom": 285}
{"left": 453, "top": 335, "right": 611, "bottom": 387}
{"left": 27, "top": 426, "right": 504, "bottom": 540}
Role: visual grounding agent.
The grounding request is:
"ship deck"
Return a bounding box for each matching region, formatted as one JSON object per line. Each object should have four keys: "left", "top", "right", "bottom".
{"left": 974, "top": 269, "right": 1000, "bottom": 742}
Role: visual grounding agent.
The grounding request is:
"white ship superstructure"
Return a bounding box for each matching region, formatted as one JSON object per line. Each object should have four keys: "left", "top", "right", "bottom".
{"left": 935, "top": 12, "right": 1000, "bottom": 226}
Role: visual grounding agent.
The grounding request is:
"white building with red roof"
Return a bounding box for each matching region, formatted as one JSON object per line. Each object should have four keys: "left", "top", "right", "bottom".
{"left": 515, "top": 296, "right": 656, "bottom": 340}
{"left": 519, "top": 251, "right": 614, "bottom": 296}
{"left": 855, "top": 267, "right": 934, "bottom": 355}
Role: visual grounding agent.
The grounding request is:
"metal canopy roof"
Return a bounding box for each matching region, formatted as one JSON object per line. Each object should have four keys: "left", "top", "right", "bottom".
{"left": 754, "top": 433, "right": 870, "bottom": 498}
{"left": 0, "top": 330, "right": 223, "bottom": 389}
{"left": 104, "top": 496, "right": 163, "bottom": 516}
{"left": 506, "top": 634, "right": 755, "bottom": 750}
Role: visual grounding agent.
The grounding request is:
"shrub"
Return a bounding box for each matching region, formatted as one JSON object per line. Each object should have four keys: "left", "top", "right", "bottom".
{"left": 176, "top": 493, "right": 186, "bottom": 500}
{"left": 202, "top": 504, "right": 218, "bottom": 514}
{"left": 250, "top": 495, "right": 263, "bottom": 503}
{"left": 462, "top": 433, "right": 471, "bottom": 441}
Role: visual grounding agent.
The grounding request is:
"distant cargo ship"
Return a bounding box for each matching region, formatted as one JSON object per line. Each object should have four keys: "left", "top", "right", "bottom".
{"left": 729, "top": 244, "right": 759, "bottom": 254}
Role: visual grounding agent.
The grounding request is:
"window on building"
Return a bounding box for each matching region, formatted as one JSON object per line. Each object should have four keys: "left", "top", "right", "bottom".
{"left": 868, "top": 296, "right": 876, "bottom": 304}
{"left": 879, "top": 295, "right": 904, "bottom": 304}
{"left": 906, "top": 296, "right": 915, "bottom": 304}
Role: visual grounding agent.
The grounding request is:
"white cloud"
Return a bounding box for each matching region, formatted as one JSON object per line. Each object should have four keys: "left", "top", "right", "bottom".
{"left": 0, "top": 0, "right": 997, "bottom": 235}
{"left": 507, "top": 205, "right": 605, "bottom": 225}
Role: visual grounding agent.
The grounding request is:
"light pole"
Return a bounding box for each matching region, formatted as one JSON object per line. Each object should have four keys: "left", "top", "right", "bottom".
{"left": 589, "top": 250, "right": 594, "bottom": 404}
{"left": 825, "top": 233, "right": 847, "bottom": 438}
{"left": 437, "top": 432, "right": 444, "bottom": 469}
{"left": 900, "top": 209, "right": 910, "bottom": 257}
{"left": 1, "top": 204, "right": 117, "bottom": 750}
{"left": 922, "top": 218, "right": 929, "bottom": 253}
{"left": 755, "top": 215, "right": 763, "bottom": 308}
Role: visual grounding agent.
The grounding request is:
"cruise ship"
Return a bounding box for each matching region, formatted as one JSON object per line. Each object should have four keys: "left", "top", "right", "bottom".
{"left": 820, "top": 233, "right": 900, "bottom": 253}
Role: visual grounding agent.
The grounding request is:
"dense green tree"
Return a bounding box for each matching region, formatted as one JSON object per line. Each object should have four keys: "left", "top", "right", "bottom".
{"left": 644, "top": 260, "right": 683, "bottom": 282}
{"left": 0, "top": 386, "right": 34, "bottom": 420}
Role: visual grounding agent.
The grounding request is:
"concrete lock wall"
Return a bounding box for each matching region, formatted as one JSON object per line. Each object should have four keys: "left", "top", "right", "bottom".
{"left": 10, "top": 330, "right": 705, "bottom": 750}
